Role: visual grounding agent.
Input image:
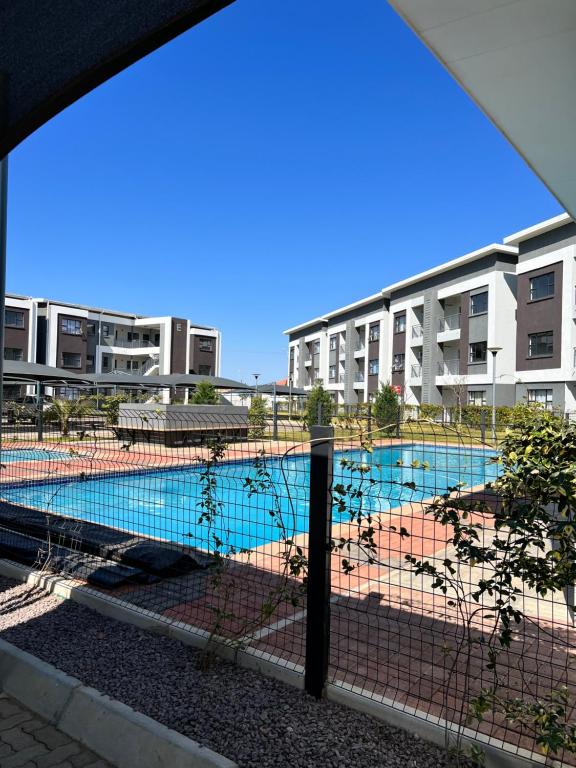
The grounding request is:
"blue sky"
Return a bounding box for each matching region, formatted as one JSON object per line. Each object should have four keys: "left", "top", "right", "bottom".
{"left": 7, "top": 0, "right": 562, "bottom": 384}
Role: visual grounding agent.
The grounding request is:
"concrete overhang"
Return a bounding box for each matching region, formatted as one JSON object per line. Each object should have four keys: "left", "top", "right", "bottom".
{"left": 388, "top": 0, "right": 576, "bottom": 218}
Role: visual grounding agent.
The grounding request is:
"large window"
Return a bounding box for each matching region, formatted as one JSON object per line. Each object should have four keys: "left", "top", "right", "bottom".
{"left": 394, "top": 314, "right": 406, "bottom": 334}
{"left": 529, "top": 272, "right": 555, "bottom": 301}
{"left": 369, "top": 358, "right": 379, "bottom": 375}
{"left": 61, "top": 352, "right": 82, "bottom": 368}
{"left": 329, "top": 365, "right": 336, "bottom": 381}
{"left": 313, "top": 340, "right": 320, "bottom": 354}
{"left": 527, "top": 389, "right": 553, "bottom": 411}
{"left": 4, "top": 347, "right": 23, "bottom": 361}
{"left": 61, "top": 317, "right": 82, "bottom": 335}
{"left": 86, "top": 354, "right": 95, "bottom": 370}
{"left": 470, "top": 291, "right": 488, "bottom": 315}
{"left": 469, "top": 341, "right": 487, "bottom": 363}
{"left": 87, "top": 322, "right": 96, "bottom": 336}
{"left": 199, "top": 338, "right": 214, "bottom": 352}
{"left": 198, "top": 364, "right": 212, "bottom": 375}
{"left": 329, "top": 335, "right": 337, "bottom": 351}
{"left": 5, "top": 310, "right": 24, "bottom": 328}
{"left": 368, "top": 323, "right": 380, "bottom": 342}
{"left": 468, "top": 390, "right": 486, "bottom": 406}
{"left": 392, "top": 354, "right": 404, "bottom": 372}
{"left": 528, "top": 331, "right": 553, "bottom": 358}
{"left": 313, "top": 367, "right": 320, "bottom": 381}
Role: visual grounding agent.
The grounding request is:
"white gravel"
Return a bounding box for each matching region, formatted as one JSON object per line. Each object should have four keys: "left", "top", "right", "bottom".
{"left": 0, "top": 576, "right": 467, "bottom": 768}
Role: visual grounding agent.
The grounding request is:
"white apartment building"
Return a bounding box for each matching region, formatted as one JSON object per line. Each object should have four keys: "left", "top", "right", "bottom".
{"left": 285, "top": 213, "right": 576, "bottom": 413}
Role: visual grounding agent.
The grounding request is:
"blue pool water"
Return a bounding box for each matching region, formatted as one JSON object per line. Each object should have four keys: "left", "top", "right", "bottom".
{"left": 1, "top": 449, "right": 72, "bottom": 463}
{"left": 1, "top": 444, "right": 498, "bottom": 552}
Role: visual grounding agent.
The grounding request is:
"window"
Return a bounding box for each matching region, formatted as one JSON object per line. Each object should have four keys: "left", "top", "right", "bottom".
{"left": 102, "top": 324, "right": 111, "bottom": 337}
{"left": 469, "top": 341, "right": 487, "bottom": 363}
{"left": 127, "top": 332, "right": 139, "bottom": 342}
{"left": 368, "top": 323, "right": 380, "bottom": 342}
{"left": 528, "top": 331, "right": 553, "bottom": 358}
{"left": 58, "top": 387, "right": 80, "bottom": 401}
{"left": 87, "top": 322, "right": 96, "bottom": 336}
{"left": 61, "top": 317, "right": 82, "bottom": 335}
{"left": 470, "top": 291, "right": 488, "bottom": 315}
{"left": 313, "top": 367, "right": 320, "bottom": 381}
{"left": 329, "top": 365, "right": 336, "bottom": 381}
{"left": 329, "top": 335, "right": 337, "bottom": 351}
{"left": 128, "top": 360, "right": 139, "bottom": 370}
{"left": 313, "top": 340, "right": 320, "bottom": 354}
{"left": 102, "top": 355, "right": 110, "bottom": 369}
{"left": 198, "top": 364, "right": 212, "bottom": 375}
{"left": 4, "top": 348, "right": 23, "bottom": 361}
{"left": 199, "top": 338, "right": 214, "bottom": 352}
{"left": 527, "top": 389, "right": 554, "bottom": 410}
{"left": 392, "top": 354, "right": 404, "bottom": 372}
{"left": 468, "top": 390, "right": 486, "bottom": 406}
{"left": 369, "top": 358, "right": 379, "bottom": 375}
{"left": 529, "top": 272, "right": 555, "bottom": 301}
{"left": 394, "top": 314, "right": 406, "bottom": 334}
{"left": 86, "top": 355, "right": 95, "bottom": 370}
{"left": 61, "top": 352, "right": 81, "bottom": 368}
{"left": 5, "top": 310, "right": 24, "bottom": 328}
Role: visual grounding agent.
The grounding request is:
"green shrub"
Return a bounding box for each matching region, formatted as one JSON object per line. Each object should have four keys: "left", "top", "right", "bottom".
{"left": 303, "top": 383, "right": 334, "bottom": 430}
{"left": 190, "top": 381, "right": 220, "bottom": 405}
{"left": 418, "top": 403, "right": 443, "bottom": 420}
{"left": 101, "top": 394, "right": 129, "bottom": 425}
{"left": 373, "top": 384, "right": 399, "bottom": 434}
{"left": 248, "top": 395, "right": 268, "bottom": 439}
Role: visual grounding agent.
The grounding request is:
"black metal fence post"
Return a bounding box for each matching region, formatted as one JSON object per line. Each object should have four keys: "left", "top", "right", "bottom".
{"left": 305, "top": 424, "right": 334, "bottom": 699}
{"left": 480, "top": 410, "right": 486, "bottom": 444}
{"left": 396, "top": 403, "right": 401, "bottom": 439}
{"left": 272, "top": 401, "right": 278, "bottom": 440}
{"left": 367, "top": 403, "right": 372, "bottom": 435}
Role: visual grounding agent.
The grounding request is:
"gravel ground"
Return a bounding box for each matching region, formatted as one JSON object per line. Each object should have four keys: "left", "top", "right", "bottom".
{"left": 0, "top": 576, "right": 465, "bottom": 768}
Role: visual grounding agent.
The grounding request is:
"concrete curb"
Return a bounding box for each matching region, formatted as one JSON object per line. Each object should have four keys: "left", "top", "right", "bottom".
{"left": 0, "top": 638, "right": 236, "bottom": 768}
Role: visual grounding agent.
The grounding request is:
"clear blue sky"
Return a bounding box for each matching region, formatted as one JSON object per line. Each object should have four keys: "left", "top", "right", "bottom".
{"left": 7, "top": 0, "right": 562, "bottom": 384}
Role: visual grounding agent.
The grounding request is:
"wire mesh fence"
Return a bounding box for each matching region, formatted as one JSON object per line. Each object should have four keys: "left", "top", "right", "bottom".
{"left": 0, "top": 399, "right": 574, "bottom": 764}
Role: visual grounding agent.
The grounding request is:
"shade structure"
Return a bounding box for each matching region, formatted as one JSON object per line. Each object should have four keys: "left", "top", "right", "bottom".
{"left": 2, "top": 361, "right": 90, "bottom": 384}
{"left": 388, "top": 0, "right": 576, "bottom": 218}
{"left": 254, "top": 382, "right": 308, "bottom": 396}
{"left": 86, "top": 373, "right": 250, "bottom": 390}
{"left": 0, "top": 0, "right": 235, "bottom": 158}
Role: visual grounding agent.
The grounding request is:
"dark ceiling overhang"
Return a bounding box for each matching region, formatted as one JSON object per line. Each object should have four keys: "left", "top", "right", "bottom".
{"left": 0, "top": 0, "right": 235, "bottom": 159}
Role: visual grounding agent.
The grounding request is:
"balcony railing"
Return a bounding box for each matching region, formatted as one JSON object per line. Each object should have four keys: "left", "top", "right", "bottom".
{"left": 354, "top": 372, "right": 365, "bottom": 382}
{"left": 437, "top": 359, "right": 460, "bottom": 375}
{"left": 411, "top": 325, "right": 423, "bottom": 339}
{"left": 354, "top": 343, "right": 365, "bottom": 352}
{"left": 339, "top": 344, "right": 346, "bottom": 354}
{"left": 102, "top": 338, "right": 158, "bottom": 349}
{"left": 410, "top": 364, "right": 422, "bottom": 378}
{"left": 437, "top": 314, "right": 461, "bottom": 333}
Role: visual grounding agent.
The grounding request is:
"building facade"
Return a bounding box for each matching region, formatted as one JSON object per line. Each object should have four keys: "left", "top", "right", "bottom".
{"left": 4, "top": 295, "right": 221, "bottom": 398}
{"left": 285, "top": 213, "right": 576, "bottom": 413}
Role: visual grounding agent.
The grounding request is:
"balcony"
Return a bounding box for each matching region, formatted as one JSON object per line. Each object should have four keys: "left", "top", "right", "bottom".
{"left": 437, "top": 314, "right": 461, "bottom": 333}
{"left": 410, "top": 364, "right": 422, "bottom": 379}
{"left": 354, "top": 372, "right": 365, "bottom": 383}
{"left": 437, "top": 359, "right": 460, "bottom": 376}
{"left": 304, "top": 356, "right": 312, "bottom": 366}
{"left": 354, "top": 343, "right": 365, "bottom": 357}
{"left": 411, "top": 325, "right": 423, "bottom": 340}
{"left": 101, "top": 338, "right": 159, "bottom": 350}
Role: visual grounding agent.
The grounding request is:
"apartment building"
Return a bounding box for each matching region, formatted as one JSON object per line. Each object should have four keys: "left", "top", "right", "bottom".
{"left": 285, "top": 213, "right": 576, "bottom": 413}
{"left": 4, "top": 295, "right": 221, "bottom": 398}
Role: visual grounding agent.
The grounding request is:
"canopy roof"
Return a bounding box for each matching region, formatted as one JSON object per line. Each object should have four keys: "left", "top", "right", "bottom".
{"left": 388, "top": 0, "right": 576, "bottom": 218}
{"left": 3, "top": 361, "right": 89, "bottom": 383}
{"left": 87, "top": 373, "right": 250, "bottom": 389}
{"left": 0, "top": 0, "right": 234, "bottom": 158}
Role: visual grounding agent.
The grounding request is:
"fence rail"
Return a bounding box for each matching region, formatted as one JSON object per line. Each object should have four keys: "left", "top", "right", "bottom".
{"left": 0, "top": 401, "right": 574, "bottom": 765}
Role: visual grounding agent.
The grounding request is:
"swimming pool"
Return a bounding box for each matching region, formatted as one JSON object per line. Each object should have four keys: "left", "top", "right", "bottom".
{"left": 1, "top": 443, "right": 498, "bottom": 551}
{"left": 1, "top": 448, "right": 72, "bottom": 463}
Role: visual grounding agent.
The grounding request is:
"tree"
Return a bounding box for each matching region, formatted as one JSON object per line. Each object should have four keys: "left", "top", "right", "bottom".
{"left": 248, "top": 395, "right": 268, "bottom": 439}
{"left": 372, "top": 384, "right": 399, "bottom": 434}
{"left": 191, "top": 381, "right": 219, "bottom": 405}
{"left": 303, "top": 382, "right": 334, "bottom": 430}
{"left": 101, "top": 393, "right": 129, "bottom": 425}
{"left": 445, "top": 375, "right": 468, "bottom": 423}
{"left": 45, "top": 398, "right": 91, "bottom": 436}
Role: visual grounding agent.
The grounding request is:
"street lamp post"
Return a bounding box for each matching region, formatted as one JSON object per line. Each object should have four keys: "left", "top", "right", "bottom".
{"left": 288, "top": 375, "right": 293, "bottom": 418}
{"left": 488, "top": 346, "right": 502, "bottom": 444}
{"left": 253, "top": 373, "right": 260, "bottom": 403}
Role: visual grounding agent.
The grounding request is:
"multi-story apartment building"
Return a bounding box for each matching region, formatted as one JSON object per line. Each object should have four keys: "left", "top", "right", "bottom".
{"left": 4, "top": 295, "right": 221, "bottom": 398}
{"left": 285, "top": 213, "right": 576, "bottom": 413}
